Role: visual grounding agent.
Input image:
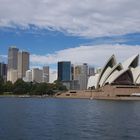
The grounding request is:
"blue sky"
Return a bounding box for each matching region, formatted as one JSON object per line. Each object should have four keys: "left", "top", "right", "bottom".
{"left": 0, "top": 0, "right": 140, "bottom": 81}
{"left": 1, "top": 27, "right": 140, "bottom": 68}
{"left": 0, "top": 26, "right": 92, "bottom": 55}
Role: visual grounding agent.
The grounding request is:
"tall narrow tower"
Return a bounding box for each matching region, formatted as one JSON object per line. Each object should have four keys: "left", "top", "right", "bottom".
{"left": 8, "top": 47, "right": 19, "bottom": 70}
{"left": 7, "top": 47, "right": 19, "bottom": 82}
{"left": 74, "top": 63, "right": 88, "bottom": 90}
{"left": 0, "top": 62, "right": 7, "bottom": 81}
{"left": 18, "top": 51, "right": 29, "bottom": 78}
{"left": 43, "top": 66, "right": 49, "bottom": 83}
{"left": 58, "top": 61, "right": 71, "bottom": 81}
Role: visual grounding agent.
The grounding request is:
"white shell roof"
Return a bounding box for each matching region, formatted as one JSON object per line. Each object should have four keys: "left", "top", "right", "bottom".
{"left": 105, "top": 70, "right": 120, "bottom": 84}
{"left": 99, "top": 67, "right": 112, "bottom": 87}
{"left": 97, "top": 55, "right": 117, "bottom": 88}
{"left": 131, "top": 66, "right": 140, "bottom": 84}
{"left": 87, "top": 54, "right": 140, "bottom": 89}
{"left": 122, "top": 54, "right": 139, "bottom": 69}
{"left": 102, "top": 63, "right": 123, "bottom": 86}
{"left": 87, "top": 74, "right": 99, "bottom": 89}
{"left": 108, "top": 68, "right": 131, "bottom": 84}
{"left": 136, "top": 76, "right": 140, "bottom": 84}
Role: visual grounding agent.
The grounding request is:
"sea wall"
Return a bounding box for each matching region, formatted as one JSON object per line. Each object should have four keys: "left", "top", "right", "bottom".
{"left": 56, "top": 85, "right": 140, "bottom": 100}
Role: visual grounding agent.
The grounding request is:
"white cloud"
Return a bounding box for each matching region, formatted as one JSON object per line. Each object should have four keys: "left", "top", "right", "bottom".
{"left": 30, "top": 44, "right": 140, "bottom": 68}
{"left": 0, "top": 0, "right": 140, "bottom": 37}
{"left": 0, "top": 55, "right": 7, "bottom": 63}
{"left": 2, "top": 44, "right": 140, "bottom": 83}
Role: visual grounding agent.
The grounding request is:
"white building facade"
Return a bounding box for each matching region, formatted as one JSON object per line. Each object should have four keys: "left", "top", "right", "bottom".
{"left": 25, "top": 68, "right": 43, "bottom": 83}
{"left": 74, "top": 63, "right": 88, "bottom": 90}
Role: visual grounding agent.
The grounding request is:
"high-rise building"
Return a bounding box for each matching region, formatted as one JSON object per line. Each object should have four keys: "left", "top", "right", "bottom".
{"left": 7, "top": 69, "right": 18, "bottom": 83}
{"left": 58, "top": 61, "right": 71, "bottom": 81}
{"left": 43, "top": 66, "right": 49, "bottom": 83}
{"left": 26, "top": 68, "right": 43, "bottom": 83}
{"left": 0, "top": 62, "right": 7, "bottom": 81}
{"left": 7, "top": 47, "right": 30, "bottom": 82}
{"left": 25, "top": 70, "right": 32, "bottom": 82}
{"left": 18, "top": 51, "right": 29, "bottom": 78}
{"left": 25, "top": 67, "right": 49, "bottom": 83}
{"left": 71, "top": 64, "right": 74, "bottom": 80}
{"left": 8, "top": 47, "right": 19, "bottom": 70}
{"left": 74, "top": 63, "right": 88, "bottom": 90}
{"left": 32, "top": 68, "right": 43, "bottom": 83}
{"left": 7, "top": 47, "right": 19, "bottom": 82}
{"left": 88, "top": 67, "right": 95, "bottom": 76}
{"left": 62, "top": 80, "right": 80, "bottom": 90}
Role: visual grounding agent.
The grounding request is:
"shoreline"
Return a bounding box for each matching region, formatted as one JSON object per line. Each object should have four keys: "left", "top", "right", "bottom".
{"left": 56, "top": 94, "right": 140, "bottom": 101}
{"left": 0, "top": 95, "right": 49, "bottom": 98}
{"left": 55, "top": 88, "right": 140, "bottom": 101}
{"left": 1, "top": 92, "right": 140, "bottom": 101}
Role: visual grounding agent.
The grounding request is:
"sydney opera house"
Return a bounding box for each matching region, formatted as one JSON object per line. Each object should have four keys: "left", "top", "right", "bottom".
{"left": 87, "top": 54, "right": 140, "bottom": 99}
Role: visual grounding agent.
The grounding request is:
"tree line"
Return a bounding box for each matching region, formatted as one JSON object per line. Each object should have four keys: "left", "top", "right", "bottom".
{"left": 0, "top": 77, "right": 67, "bottom": 96}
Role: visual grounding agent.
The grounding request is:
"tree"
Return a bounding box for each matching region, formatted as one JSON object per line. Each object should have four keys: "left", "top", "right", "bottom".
{"left": 47, "top": 89, "right": 55, "bottom": 96}
{"left": 13, "top": 79, "right": 30, "bottom": 95}
{"left": 33, "top": 83, "right": 49, "bottom": 95}
{"left": 0, "top": 76, "right": 4, "bottom": 94}
{"left": 3, "top": 81, "right": 13, "bottom": 93}
{"left": 53, "top": 80, "right": 67, "bottom": 91}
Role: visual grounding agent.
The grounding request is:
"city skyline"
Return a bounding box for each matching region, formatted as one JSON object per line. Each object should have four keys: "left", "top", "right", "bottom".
{"left": 0, "top": 0, "right": 140, "bottom": 82}
{"left": 4, "top": 47, "right": 95, "bottom": 84}
{"left": 0, "top": 2, "right": 140, "bottom": 140}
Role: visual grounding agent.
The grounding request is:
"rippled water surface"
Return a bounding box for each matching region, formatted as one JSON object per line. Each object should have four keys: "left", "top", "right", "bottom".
{"left": 0, "top": 98, "right": 140, "bottom": 140}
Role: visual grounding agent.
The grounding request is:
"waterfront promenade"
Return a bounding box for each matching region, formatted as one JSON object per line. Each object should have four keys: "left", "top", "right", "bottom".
{"left": 56, "top": 88, "right": 140, "bottom": 100}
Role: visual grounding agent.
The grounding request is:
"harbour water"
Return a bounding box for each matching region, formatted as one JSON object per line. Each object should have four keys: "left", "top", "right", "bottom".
{"left": 0, "top": 98, "right": 140, "bottom": 140}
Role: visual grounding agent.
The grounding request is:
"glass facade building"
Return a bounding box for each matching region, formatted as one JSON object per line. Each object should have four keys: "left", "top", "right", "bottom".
{"left": 58, "top": 61, "right": 71, "bottom": 81}
{"left": 0, "top": 62, "right": 7, "bottom": 78}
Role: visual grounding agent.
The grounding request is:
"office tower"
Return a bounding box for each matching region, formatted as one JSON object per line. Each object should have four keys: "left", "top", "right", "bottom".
{"left": 25, "top": 70, "right": 32, "bottom": 82}
{"left": 18, "top": 51, "right": 29, "bottom": 78}
{"left": 0, "top": 62, "right": 7, "bottom": 81}
{"left": 74, "top": 63, "right": 88, "bottom": 90}
{"left": 62, "top": 80, "right": 80, "bottom": 90}
{"left": 32, "top": 68, "right": 43, "bottom": 83}
{"left": 88, "top": 67, "right": 95, "bottom": 76}
{"left": 71, "top": 64, "right": 74, "bottom": 80}
{"left": 58, "top": 61, "right": 71, "bottom": 81}
{"left": 43, "top": 66, "right": 49, "bottom": 83}
{"left": 7, "top": 47, "right": 19, "bottom": 82}
{"left": 8, "top": 47, "right": 19, "bottom": 70}
{"left": 7, "top": 69, "right": 18, "bottom": 83}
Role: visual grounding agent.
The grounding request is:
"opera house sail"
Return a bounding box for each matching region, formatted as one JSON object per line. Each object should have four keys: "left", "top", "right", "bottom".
{"left": 87, "top": 54, "right": 140, "bottom": 98}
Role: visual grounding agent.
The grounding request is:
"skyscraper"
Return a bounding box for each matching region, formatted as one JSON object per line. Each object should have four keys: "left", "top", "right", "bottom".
{"left": 71, "top": 64, "right": 74, "bottom": 80}
{"left": 7, "top": 69, "right": 18, "bottom": 83}
{"left": 32, "top": 68, "right": 43, "bottom": 83}
{"left": 25, "top": 70, "right": 32, "bottom": 82}
{"left": 43, "top": 66, "right": 49, "bottom": 83}
{"left": 58, "top": 61, "right": 71, "bottom": 81}
{"left": 18, "top": 51, "right": 29, "bottom": 78}
{"left": 7, "top": 47, "right": 19, "bottom": 82}
{"left": 88, "top": 67, "right": 95, "bottom": 76}
{"left": 8, "top": 47, "right": 19, "bottom": 70}
{"left": 0, "top": 62, "right": 7, "bottom": 81}
{"left": 74, "top": 63, "right": 88, "bottom": 90}
{"left": 7, "top": 47, "right": 30, "bottom": 82}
